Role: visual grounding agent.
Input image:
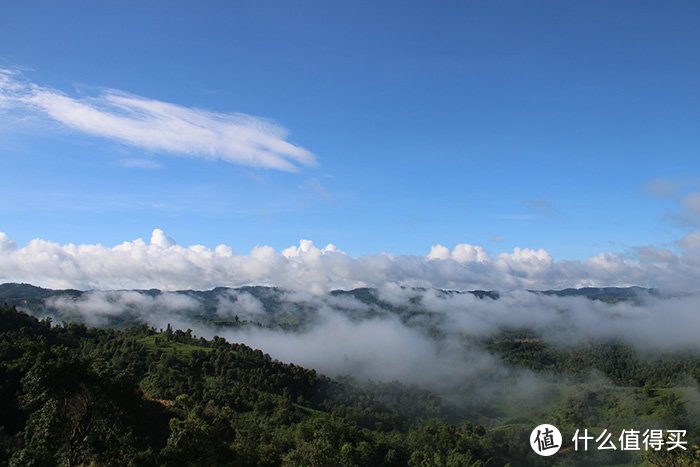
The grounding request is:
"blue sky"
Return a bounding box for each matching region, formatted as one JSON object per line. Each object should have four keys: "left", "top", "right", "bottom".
{"left": 1, "top": 1, "right": 700, "bottom": 291}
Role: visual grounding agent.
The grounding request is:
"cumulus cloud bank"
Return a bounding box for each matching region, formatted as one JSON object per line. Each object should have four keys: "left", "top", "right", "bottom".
{"left": 3, "top": 229, "right": 700, "bottom": 293}
{"left": 0, "top": 68, "right": 316, "bottom": 171}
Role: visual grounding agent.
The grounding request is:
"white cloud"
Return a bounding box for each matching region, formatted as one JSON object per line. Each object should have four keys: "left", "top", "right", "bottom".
{"left": 0, "top": 233, "right": 17, "bottom": 253}
{"left": 427, "top": 244, "right": 490, "bottom": 263}
{"left": 426, "top": 244, "right": 451, "bottom": 261}
{"left": 0, "top": 68, "right": 316, "bottom": 171}
{"left": 46, "top": 289, "right": 201, "bottom": 327}
{"left": 635, "top": 246, "right": 678, "bottom": 264}
{"left": 150, "top": 228, "right": 177, "bottom": 248}
{"left": 664, "top": 192, "right": 700, "bottom": 227}
{"left": 3, "top": 229, "right": 700, "bottom": 293}
{"left": 677, "top": 232, "right": 700, "bottom": 250}
{"left": 643, "top": 176, "right": 688, "bottom": 199}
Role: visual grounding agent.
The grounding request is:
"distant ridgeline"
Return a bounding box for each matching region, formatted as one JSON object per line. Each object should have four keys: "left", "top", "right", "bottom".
{"left": 0, "top": 281, "right": 662, "bottom": 303}
{"left": 0, "top": 282, "right": 662, "bottom": 330}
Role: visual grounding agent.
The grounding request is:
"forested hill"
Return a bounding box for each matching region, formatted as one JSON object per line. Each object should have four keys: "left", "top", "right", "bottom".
{"left": 0, "top": 303, "right": 506, "bottom": 466}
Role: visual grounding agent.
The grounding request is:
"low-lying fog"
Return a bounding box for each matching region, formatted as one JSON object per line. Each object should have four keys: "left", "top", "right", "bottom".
{"left": 38, "top": 285, "right": 700, "bottom": 397}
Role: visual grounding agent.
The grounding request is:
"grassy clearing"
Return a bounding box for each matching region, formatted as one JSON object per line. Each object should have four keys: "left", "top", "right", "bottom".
{"left": 137, "top": 334, "right": 214, "bottom": 354}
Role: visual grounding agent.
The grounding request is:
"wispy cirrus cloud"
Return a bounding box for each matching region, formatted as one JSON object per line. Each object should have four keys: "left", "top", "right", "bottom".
{"left": 299, "top": 177, "right": 333, "bottom": 201}
{"left": 0, "top": 68, "right": 316, "bottom": 171}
